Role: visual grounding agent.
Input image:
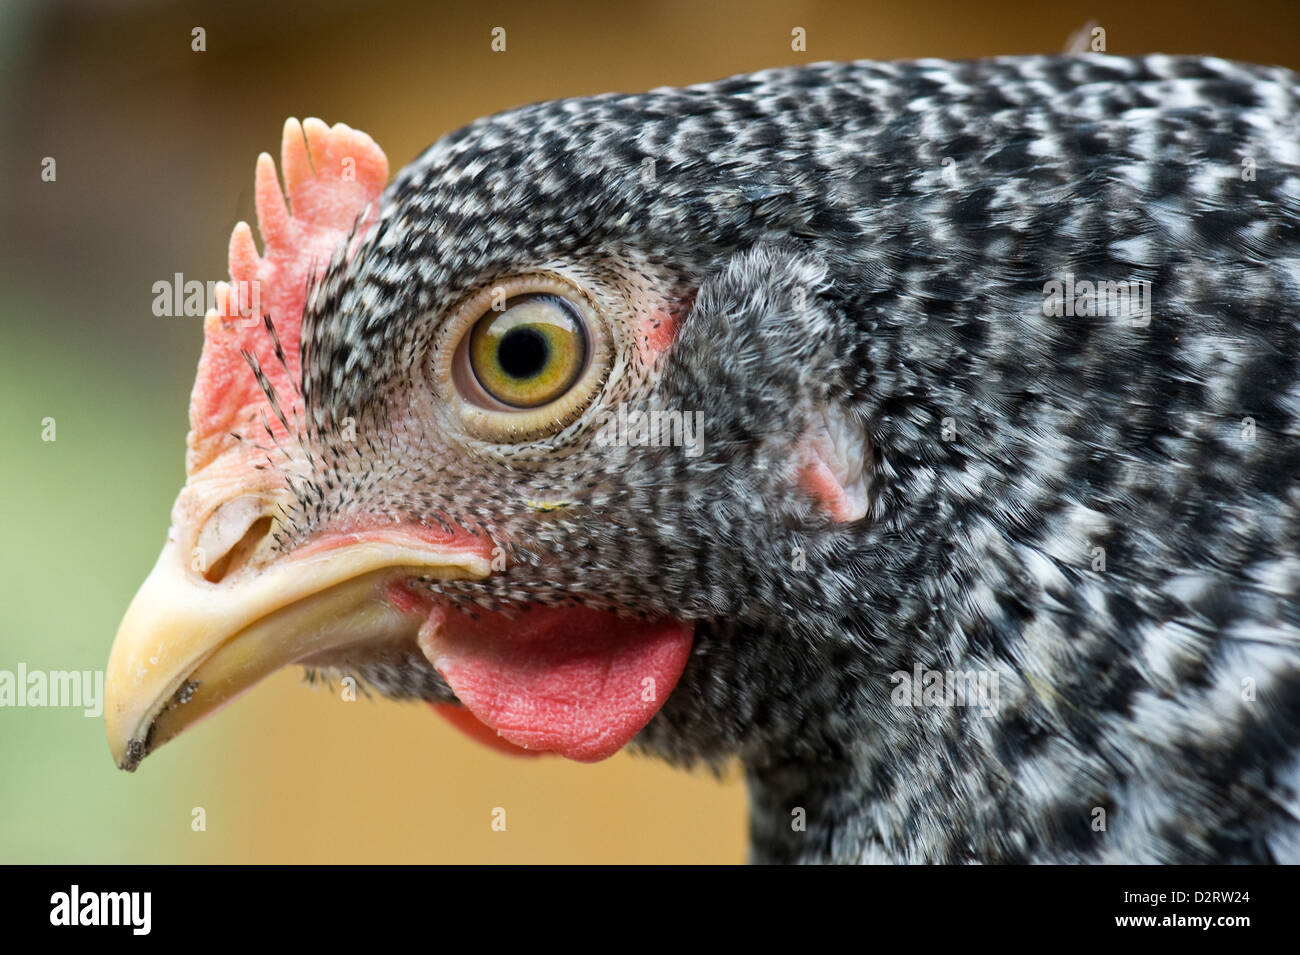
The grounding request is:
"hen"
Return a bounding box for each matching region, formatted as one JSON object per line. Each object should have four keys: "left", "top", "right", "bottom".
{"left": 107, "top": 55, "right": 1300, "bottom": 863}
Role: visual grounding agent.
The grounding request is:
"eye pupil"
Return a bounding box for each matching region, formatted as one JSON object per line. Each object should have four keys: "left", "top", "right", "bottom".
{"left": 497, "top": 327, "right": 549, "bottom": 380}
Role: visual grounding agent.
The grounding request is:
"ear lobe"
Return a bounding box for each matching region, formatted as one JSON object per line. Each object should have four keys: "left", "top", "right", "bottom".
{"left": 797, "top": 406, "right": 871, "bottom": 523}
{"left": 667, "top": 243, "right": 871, "bottom": 523}
{"left": 659, "top": 243, "right": 872, "bottom": 524}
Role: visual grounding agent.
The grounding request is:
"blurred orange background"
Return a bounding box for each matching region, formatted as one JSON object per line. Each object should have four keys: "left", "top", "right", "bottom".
{"left": 1, "top": 0, "right": 1297, "bottom": 864}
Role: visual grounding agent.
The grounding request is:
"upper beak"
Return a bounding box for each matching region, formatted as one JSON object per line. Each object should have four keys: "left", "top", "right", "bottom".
{"left": 105, "top": 530, "right": 488, "bottom": 771}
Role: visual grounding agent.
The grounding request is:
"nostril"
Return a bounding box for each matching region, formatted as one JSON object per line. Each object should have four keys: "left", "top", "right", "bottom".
{"left": 202, "top": 516, "right": 274, "bottom": 583}
{"left": 193, "top": 496, "right": 278, "bottom": 583}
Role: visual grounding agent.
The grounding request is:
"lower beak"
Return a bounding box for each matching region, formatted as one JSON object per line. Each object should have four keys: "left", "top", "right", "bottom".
{"left": 105, "top": 535, "right": 488, "bottom": 770}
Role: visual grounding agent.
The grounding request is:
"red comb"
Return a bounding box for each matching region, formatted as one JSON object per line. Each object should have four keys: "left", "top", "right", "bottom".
{"left": 188, "top": 118, "right": 388, "bottom": 475}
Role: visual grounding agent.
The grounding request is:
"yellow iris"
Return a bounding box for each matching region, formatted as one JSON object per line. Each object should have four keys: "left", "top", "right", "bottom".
{"left": 468, "top": 295, "right": 587, "bottom": 407}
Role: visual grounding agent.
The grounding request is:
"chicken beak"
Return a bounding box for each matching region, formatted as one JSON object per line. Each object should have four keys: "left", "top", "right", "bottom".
{"left": 105, "top": 533, "right": 489, "bottom": 771}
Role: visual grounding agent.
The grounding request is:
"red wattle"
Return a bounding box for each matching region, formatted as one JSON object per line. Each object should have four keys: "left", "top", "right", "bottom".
{"left": 417, "top": 603, "right": 693, "bottom": 762}
{"left": 430, "top": 703, "right": 545, "bottom": 757}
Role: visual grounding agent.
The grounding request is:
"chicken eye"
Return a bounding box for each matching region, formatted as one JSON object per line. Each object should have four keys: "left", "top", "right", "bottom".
{"left": 468, "top": 295, "right": 588, "bottom": 407}
{"left": 437, "top": 273, "right": 615, "bottom": 444}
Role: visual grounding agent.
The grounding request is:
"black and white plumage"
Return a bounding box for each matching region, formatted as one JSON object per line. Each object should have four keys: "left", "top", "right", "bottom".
{"left": 114, "top": 54, "right": 1300, "bottom": 863}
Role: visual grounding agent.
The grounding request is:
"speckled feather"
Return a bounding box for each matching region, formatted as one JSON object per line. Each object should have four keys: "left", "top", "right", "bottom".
{"left": 270, "top": 55, "right": 1300, "bottom": 863}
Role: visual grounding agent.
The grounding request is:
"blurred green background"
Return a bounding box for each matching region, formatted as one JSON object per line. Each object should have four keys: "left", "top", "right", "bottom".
{"left": 1, "top": 0, "right": 1297, "bottom": 863}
